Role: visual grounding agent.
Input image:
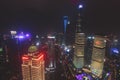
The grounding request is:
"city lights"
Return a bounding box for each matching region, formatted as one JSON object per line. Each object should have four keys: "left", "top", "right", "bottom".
{"left": 87, "top": 36, "right": 95, "bottom": 39}
{"left": 36, "top": 42, "right": 40, "bottom": 46}
{"left": 22, "top": 56, "right": 29, "bottom": 60}
{"left": 36, "top": 54, "right": 44, "bottom": 61}
{"left": 78, "top": 4, "right": 83, "bottom": 9}
{"left": 10, "top": 31, "right": 17, "bottom": 35}
{"left": 47, "top": 36, "right": 55, "bottom": 39}
{"left": 18, "top": 35, "right": 24, "bottom": 39}
{"left": 111, "top": 48, "right": 119, "bottom": 54}
{"left": 0, "top": 0, "right": 119, "bottom": 80}
{"left": 76, "top": 73, "right": 92, "bottom": 80}
{"left": 26, "top": 34, "right": 30, "bottom": 37}
{"left": 106, "top": 73, "right": 110, "bottom": 76}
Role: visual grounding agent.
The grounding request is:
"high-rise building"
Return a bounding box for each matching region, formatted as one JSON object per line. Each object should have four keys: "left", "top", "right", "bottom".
{"left": 108, "top": 35, "right": 120, "bottom": 80}
{"left": 0, "top": 34, "right": 9, "bottom": 80}
{"left": 63, "top": 16, "right": 70, "bottom": 34}
{"left": 31, "top": 54, "right": 45, "bottom": 80}
{"left": 90, "top": 35, "right": 106, "bottom": 78}
{"left": 73, "top": 12, "right": 85, "bottom": 69}
{"left": 55, "top": 33, "right": 64, "bottom": 46}
{"left": 0, "top": 34, "right": 7, "bottom": 63}
{"left": 63, "top": 16, "right": 70, "bottom": 45}
{"left": 84, "top": 35, "right": 94, "bottom": 66}
{"left": 21, "top": 55, "right": 31, "bottom": 80}
{"left": 73, "top": 33, "right": 85, "bottom": 69}
{"left": 21, "top": 45, "right": 45, "bottom": 80}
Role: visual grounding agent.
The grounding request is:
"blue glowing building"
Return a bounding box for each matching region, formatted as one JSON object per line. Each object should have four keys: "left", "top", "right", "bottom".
{"left": 63, "top": 16, "right": 70, "bottom": 45}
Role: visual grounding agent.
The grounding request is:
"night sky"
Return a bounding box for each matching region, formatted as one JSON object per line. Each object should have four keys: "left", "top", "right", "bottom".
{"left": 0, "top": 0, "right": 120, "bottom": 34}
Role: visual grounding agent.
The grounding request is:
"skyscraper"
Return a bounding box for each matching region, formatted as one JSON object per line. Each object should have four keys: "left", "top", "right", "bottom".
{"left": 0, "top": 34, "right": 7, "bottom": 63}
{"left": 73, "top": 33, "right": 85, "bottom": 69}
{"left": 31, "top": 54, "right": 45, "bottom": 80}
{"left": 90, "top": 35, "right": 106, "bottom": 78}
{"left": 63, "top": 16, "right": 69, "bottom": 34}
{"left": 84, "top": 34, "right": 94, "bottom": 66}
{"left": 21, "top": 45, "right": 45, "bottom": 80}
{"left": 21, "top": 55, "right": 31, "bottom": 80}
{"left": 63, "top": 16, "right": 70, "bottom": 45}
{"left": 73, "top": 11, "right": 85, "bottom": 69}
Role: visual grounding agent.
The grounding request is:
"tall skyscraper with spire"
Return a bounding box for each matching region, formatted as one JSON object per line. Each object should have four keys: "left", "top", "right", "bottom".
{"left": 73, "top": 5, "right": 85, "bottom": 69}
{"left": 76, "top": 13, "right": 81, "bottom": 33}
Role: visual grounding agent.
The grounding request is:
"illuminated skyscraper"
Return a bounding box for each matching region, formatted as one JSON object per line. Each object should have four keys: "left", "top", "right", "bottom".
{"left": 63, "top": 16, "right": 70, "bottom": 45}
{"left": 73, "top": 11, "right": 85, "bottom": 69}
{"left": 63, "top": 16, "right": 69, "bottom": 34}
{"left": 31, "top": 54, "right": 45, "bottom": 80}
{"left": 21, "top": 55, "right": 31, "bottom": 80}
{"left": 21, "top": 45, "right": 45, "bottom": 80}
{"left": 90, "top": 35, "right": 106, "bottom": 78}
{"left": 73, "top": 33, "right": 85, "bottom": 69}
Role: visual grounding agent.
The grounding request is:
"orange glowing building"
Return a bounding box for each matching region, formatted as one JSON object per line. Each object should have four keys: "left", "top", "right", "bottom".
{"left": 21, "top": 45, "right": 45, "bottom": 80}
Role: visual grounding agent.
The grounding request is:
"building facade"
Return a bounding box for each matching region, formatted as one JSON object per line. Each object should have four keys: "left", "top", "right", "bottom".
{"left": 22, "top": 52, "right": 45, "bottom": 80}
{"left": 73, "top": 13, "right": 85, "bottom": 69}
{"left": 90, "top": 35, "right": 106, "bottom": 78}
{"left": 73, "top": 33, "right": 85, "bottom": 69}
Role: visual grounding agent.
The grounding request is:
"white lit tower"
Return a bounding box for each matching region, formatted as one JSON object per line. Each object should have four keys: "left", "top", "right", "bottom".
{"left": 73, "top": 4, "right": 86, "bottom": 69}
{"left": 21, "top": 45, "right": 45, "bottom": 80}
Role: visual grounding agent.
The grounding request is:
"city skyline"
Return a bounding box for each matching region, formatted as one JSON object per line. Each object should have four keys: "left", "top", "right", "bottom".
{"left": 0, "top": 1, "right": 120, "bottom": 79}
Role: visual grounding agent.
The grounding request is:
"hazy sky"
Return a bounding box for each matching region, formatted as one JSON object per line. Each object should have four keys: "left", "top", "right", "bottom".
{"left": 0, "top": 0, "right": 120, "bottom": 34}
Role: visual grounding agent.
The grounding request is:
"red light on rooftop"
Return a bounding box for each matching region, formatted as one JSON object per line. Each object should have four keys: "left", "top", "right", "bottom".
{"left": 22, "top": 56, "right": 29, "bottom": 60}
{"left": 36, "top": 54, "right": 44, "bottom": 61}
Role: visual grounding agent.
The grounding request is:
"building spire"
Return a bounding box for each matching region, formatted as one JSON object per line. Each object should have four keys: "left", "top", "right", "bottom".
{"left": 75, "top": 2, "right": 84, "bottom": 33}
{"left": 76, "top": 13, "right": 82, "bottom": 33}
